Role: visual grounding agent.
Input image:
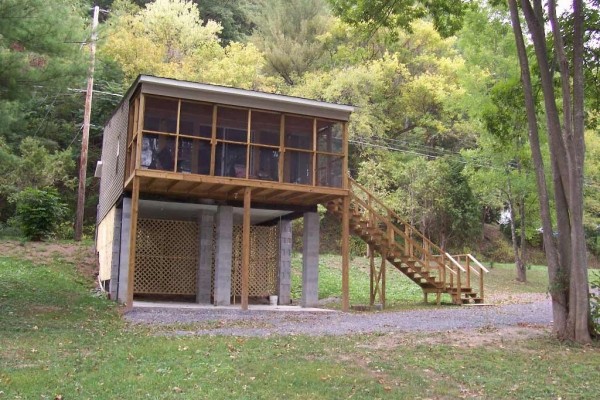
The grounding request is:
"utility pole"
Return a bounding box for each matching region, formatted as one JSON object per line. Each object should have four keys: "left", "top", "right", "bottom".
{"left": 75, "top": 5, "right": 99, "bottom": 241}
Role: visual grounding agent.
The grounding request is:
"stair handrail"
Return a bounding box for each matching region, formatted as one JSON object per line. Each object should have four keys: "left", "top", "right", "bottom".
{"left": 445, "top": 252, "right": 467, "bottom": 272}
{"left": 468, "top": 254, "right": 489, "bottom": 273}
{"left": 444, "top": 253, "right": 488, "bottom": 303}
{"left": 348, "top": 177, "right": 465, "bottom": 271}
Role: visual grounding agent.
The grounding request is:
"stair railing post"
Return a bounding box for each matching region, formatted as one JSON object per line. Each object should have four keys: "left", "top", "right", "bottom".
{"left": 466, "top": 256, "right": 471, "bottom": 289}
{"left": 456, "top": 264, "right": 462, "bottom": 305}
{"left": 479, "top": 263, "right": 484, "bottom": 303}
{"left": 404, "top": 225, "right": 411, "bottom": 257}
{"left": 441, "top": 253, "right": 446, "bottom": 288}
{"left": 381, "top": 252, "right": 386, "bottom": 309}
{"left": 449, "top": 257, "right": 454, "bottom": 290}
{"left": 423, "top": 240, "right": 430, "bottom": 276}
{"left": 369, "top": 244, "right": 375, "bottom": 306}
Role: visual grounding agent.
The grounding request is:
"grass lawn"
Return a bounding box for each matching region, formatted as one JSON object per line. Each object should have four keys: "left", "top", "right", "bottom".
{"left": 1, "top": 244, "right": 599, "bottom": 399}
{"left": 292, "top": 254, "right": 551, "bottom": 308}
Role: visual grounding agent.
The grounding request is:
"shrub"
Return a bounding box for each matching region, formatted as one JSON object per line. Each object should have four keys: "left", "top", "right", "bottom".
{"left": 11, "top": 188, "right": 67, "bottom": 241}
{"left": 590, "top": 271, "right": 600, "bottom": 337}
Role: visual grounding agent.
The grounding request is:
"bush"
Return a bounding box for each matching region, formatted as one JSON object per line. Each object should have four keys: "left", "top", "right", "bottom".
{"left": 11, "top": 188, "right": 67, "bottom": 241}
{"left": 590, "top": 271, "right": 600, "bottom": 337}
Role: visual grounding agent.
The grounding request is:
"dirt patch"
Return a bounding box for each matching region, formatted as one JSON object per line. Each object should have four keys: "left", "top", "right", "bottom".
{"left": 356, "top": 324, "right": 552, "bottom": 351}
{"left": 27, "top": 305, "right": 62, "bottom": 314}
{"left": 0, "top": 240, "right": 97, "bottom": 279}
{"left": 485, "top": 292, "right": 549, "bottom": 305}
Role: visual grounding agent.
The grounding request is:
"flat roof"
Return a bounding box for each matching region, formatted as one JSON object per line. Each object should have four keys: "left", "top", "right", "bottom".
{"left": 105, "top": 75, "right": 355, "bottom": 127}
{"left": 132, "top": 75, "right": 354, "bottom": 121}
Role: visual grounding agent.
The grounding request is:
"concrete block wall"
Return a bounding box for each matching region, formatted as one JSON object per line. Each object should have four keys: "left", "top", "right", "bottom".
{"left": 196, "top": 211, "right": 214, "bottom": 303}
{"left": 213, "top": 206, "right": 233, "bottom": 306}
{"left": 278, "top": 219, "right": 292, "bottom": 305}
{"left": 109, "top": 206, "right": 122, "bottom": 300}
{"left": 117, "top": 197, "right": 132, "bottom": 303}
{"left": 301, "top": 212, "right": 319, "bottom": 307}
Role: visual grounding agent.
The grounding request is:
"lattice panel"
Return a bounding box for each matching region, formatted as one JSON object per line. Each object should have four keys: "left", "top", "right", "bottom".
{"left": 134, "top": 219, "right": 198, "bottom": 295}
{"left": 231, "top": 225, "right": 279, "bottom": 297}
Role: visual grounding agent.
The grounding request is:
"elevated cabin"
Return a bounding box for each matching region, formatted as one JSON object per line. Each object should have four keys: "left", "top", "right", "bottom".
{"left": 96, "top": 75, "right": 354, "bottom": 309}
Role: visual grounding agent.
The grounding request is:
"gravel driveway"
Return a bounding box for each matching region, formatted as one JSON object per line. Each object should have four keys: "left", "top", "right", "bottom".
{"left": 125, "top": 299, "right": 552, "bottom": 337}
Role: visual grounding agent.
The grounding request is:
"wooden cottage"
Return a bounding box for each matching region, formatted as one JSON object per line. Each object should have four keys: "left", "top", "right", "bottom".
{"left": 96, "top": 75, "right": 486, "bottom": 311}
{"left": 96, "top": 75, "right": 354, "bottom": 310}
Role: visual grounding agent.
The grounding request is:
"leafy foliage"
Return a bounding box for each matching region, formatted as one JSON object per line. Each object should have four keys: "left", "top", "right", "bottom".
{"left": 327, "top": 0, "right": 469, "bottom": 38}
{"left": 250, "top": 0, "right": 331, "bottom": 85}
{"left": 11, "top": 188, "right": 67, "bottom": 241}
{"left": 590, "top": 271, "right": 600, "bottom": 336}
{"left": 0, "top": 0, "right": 87, "bottom": 146}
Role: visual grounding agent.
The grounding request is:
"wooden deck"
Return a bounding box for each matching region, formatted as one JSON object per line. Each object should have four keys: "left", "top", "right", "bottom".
{"left": 125, "top": 169, "right": 348, "bottom": 207}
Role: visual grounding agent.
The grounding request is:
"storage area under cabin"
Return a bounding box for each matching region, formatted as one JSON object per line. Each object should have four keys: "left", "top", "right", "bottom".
{"left": 95, "top": 76, "right": 354, "bottom": 309}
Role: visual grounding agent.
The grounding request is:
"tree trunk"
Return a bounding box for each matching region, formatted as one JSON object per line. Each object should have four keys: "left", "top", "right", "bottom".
{"left": 519, "top": 195, "right": 527, "bottom": 273}
{"left": 511, "top": 0, "right": 591, "bottom": 343}
{"left": 507, "top": 179, "right": 526, "bottom": 282}
{"left": 508, "top": 0, "right": 568, "bottom": 338}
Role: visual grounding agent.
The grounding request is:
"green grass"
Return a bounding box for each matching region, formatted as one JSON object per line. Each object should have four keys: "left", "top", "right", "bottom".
{"left": 291, "top": 253, "right": 429, "bottom": 308}
{"left": 2, "top": 251, "right": 600, "bottom": 399}
{"left": 290, "top": 254, "right": 551, "bottom": 308}
{"left": 483, "top": 263, "right": 550, "bottom": 294}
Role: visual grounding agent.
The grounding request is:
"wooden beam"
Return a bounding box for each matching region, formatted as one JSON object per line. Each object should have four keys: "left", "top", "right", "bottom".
{"left": 126, "top": 176, "right": 140, "bottom": 311}
{"left": 167, "top": 180, "right": 196, "bottom": 193}
{"left": 343, "top": 122, "right": 349, "bottom": 190}
{"left": 135, "top": 95, "right": 145, "bottom": 170}
{"left": 173, "top": 99, "right": 181, "bottom": 173}
{"left": 241, "top": 187, "right": 251, "bottom": 310}
{"left": 312, "top": 118, "right": 317, "bottom": 186}
{"left": 246, "top": 109, "right": 251, "bottom": 179}
{"left": 278, "top": 114, "right": 284, "bottom": 183}
{"left": 135, "top": 169, "right": 348, "bottom": 197}
{"left": 164, "top": 179, "right": 181, "bottom": 192}
{"left": 227, "top": 186, "right": 244, "bottom": 198}
{"left": 210, "top": 105, "right": 217, "bottom": 176}
{"left": 341, "top": 194, "right": 350, "bottom": 312}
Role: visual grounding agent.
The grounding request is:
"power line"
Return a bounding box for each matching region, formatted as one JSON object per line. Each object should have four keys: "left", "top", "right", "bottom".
{"left": 350, "top": 137, "right": 600, "bottom": 191}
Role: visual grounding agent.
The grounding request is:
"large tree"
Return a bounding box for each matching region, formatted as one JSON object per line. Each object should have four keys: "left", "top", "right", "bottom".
{"left": 507, "top": 0, "right": 591, "bottom": 343}
{"left": 330, "top": 0, "right": 592, "bottom": 343}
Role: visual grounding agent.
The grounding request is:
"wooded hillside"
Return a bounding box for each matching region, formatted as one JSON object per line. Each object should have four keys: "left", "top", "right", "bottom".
{"left": 1, "top": 0, "right": 599, "bottom": 340}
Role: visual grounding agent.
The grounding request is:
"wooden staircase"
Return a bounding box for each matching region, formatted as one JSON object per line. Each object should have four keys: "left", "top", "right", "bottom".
{"left": 325, "top": 178, "right": 488, "bottom": 306}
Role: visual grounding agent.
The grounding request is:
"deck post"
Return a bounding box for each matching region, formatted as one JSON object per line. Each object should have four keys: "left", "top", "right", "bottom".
{"left": 341, "top": 195, "right": 350, "bottom": 312}
{"left": 241, "top": 188, "right": 251, "bottom": 310}
{"left": 301, "top": 211, "right": 320, "bottom": 307}
{"left": 125, "top": 176, "right": 140, "bottom": 310}
{"left": 214, "top": 205, "right": 233, "bottom": 306}
{"left": 278, "top": 219, "right": 292, "bottom": 305}
{"left": 196, "top": 211, "right": 214, "bottom": 304}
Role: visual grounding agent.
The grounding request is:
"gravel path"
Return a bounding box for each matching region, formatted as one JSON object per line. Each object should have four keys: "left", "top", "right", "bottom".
{"left": 125, "top": 299, "right": 553, "bottom": 337}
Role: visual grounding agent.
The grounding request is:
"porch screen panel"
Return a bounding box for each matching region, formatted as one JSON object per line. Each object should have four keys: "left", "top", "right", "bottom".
{"left": 215, "top": 107, "right": 248, "bottom": 178}
{"left": 249, "top": 111, "right": 280, "bottom": 181}
{"left": 141, "top": 96, "right": 178, "bottom": 172}
{"left": 316, "top": 120, "right": 344, "bottom": 188}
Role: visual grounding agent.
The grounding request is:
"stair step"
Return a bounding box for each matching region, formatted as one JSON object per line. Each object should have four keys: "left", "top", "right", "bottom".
{"left": 323, "top": 192, "right": 486, "bottom": 306}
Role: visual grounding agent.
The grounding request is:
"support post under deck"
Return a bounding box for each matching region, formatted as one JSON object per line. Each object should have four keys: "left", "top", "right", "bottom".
{"left": 241, "top": 188, "right": 251, "bottom": 310}
{"left": 196, "top": 211, "right": 214, "bottom": 304}
{"left": 302, "top": 212, "right": 319, "bottom": 307}
{"left": 214, "top": 206, "right": 233, "bottom": 306}
{"left": 125, "top": 177, "right": 140, "bottom": 310}
{"left": 341, "top": 195, "right": 350, "bottom": 312}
